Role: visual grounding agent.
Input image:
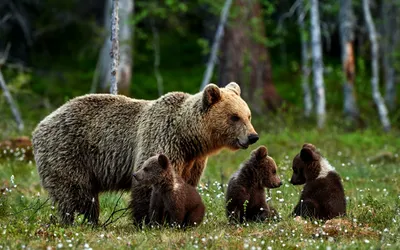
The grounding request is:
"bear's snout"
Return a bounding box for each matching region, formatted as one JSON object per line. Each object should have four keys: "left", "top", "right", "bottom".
{"left": 248, "top": 134, "right": 259, "bottom": 145}
{"left": 290, "top": 177, "right": 302, "bottom": 185}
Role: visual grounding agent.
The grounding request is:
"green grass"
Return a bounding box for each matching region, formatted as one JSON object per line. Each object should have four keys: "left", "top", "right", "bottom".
{"left": 1, "top": 118, "right": 400, "bottom": 249}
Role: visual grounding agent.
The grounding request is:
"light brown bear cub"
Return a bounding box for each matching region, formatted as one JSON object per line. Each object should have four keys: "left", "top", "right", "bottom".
{"left": 132, "top": 154, "right": 205, "bottom": 228}
{"left": 226, "top": 146, "right": 282, "bottom": 223}
{"left": 290, "top": 143, "right": 346, "bottom": 220}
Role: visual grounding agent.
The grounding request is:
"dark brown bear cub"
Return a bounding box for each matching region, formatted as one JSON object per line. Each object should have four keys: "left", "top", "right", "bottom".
{"left": 290, "top": 143, "right": 346, "bottom": 220}
{"left": 132, "top": 154, "right": 205, "bottom": 228}
{"left": 226, "top": 146, "right": 282, "bottom": 223}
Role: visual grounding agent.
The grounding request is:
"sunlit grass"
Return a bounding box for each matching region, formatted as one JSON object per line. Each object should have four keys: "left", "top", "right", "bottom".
{"left": 0, "top": 121, "right": 400, "bottom": 249}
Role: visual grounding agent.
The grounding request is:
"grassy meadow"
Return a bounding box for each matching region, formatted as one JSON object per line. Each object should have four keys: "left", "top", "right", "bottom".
{"left": 0, "top": 114, "right": 399, "bottom": 249}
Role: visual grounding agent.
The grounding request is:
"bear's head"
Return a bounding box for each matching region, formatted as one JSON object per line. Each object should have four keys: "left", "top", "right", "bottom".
{"left": 248, "top": 146, "right": 282, "bottom": 189}
{"left": 132, "top": 154, "right": 171, "bottom": 186}
{"left": 202, "top": 82, "right": 258, "bottom": 150}
{"left": 290, "top": 143, "right": 326, "bottom": 185}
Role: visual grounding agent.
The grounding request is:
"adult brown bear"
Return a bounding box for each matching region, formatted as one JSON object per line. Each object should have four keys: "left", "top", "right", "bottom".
{"left": 32, "top": 83, "right": 259, "bottom": 225}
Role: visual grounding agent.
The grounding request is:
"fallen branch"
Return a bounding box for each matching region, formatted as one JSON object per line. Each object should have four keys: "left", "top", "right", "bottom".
{"left": 101, "top": 193, "right": 129, "bottom": 228}
{"left": 28, "top": 197, "right": 51, "bottom": 221}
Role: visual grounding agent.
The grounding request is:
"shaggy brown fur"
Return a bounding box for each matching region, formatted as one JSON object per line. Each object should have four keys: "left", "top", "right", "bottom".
{"left": 226, "top": 146, "right": 282, "bottom": 223}
{"left": 290, "top": 143, "right": 346, "bottom": 220}
{"left": 132, "top": 154, "right": 205, "bottom": 228}
{"left": 32, "top": 82, "right": 258, "bottom": 225}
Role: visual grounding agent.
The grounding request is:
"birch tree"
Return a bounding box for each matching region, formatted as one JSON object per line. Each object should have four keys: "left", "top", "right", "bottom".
{"left": 297, "top": 0, "right": 312, "bottom": 117}
{"left": 92, "top": 0, "right": 133, "bottom": 96}
{"left": 340, "top": 0, "right": 359, "bottom": 122}
{"left": 310, "top": 0, "right": 325, "bottom": 128}
{"left": 362, "top": 0, "right": 391, "bottom": 131}
{"left": 109, "top": 0, "right": 120, "bottom": 95}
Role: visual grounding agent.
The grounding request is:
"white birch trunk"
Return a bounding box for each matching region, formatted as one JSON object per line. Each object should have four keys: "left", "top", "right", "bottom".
{"left": 200, "top": 0, "right": 233, "bottom": 90}
{"left": 363, "top": 0, "right": 391, "bottom": 131}
{"left": 339, "top": 0, "right": 359, "bottom": 119}
{"left": 310, "top": 0, "right": 325, "bottom": 128}
{"left": 297, "top": 0, "right": 312, "bottom": 117}
{"left": 0, "top": 70, "right": 24, "bottom": 131}
{"left": 92, "top": 0, "right": 133, "bottom": 95}
{"left": 109, "top": 0, "right": 120, "bottom": 95}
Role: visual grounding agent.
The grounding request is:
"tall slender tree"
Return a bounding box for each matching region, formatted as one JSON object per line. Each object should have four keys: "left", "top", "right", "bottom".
{"left": 362, "top": 0, "right": 391, "bottom": 131}
{"left": 92, "top": 0, "right": 133, "bottom": 96}
{"left": 340, "top": 0, "right": 359, "bottom": 122}
{"left": 310, "top": 0, "right": 325, "bottom": 128}
{"left": 297, "top": 0, "right": 312, "bottom": 117}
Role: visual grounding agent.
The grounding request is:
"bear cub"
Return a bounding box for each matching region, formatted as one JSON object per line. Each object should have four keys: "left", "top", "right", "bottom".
{"left": 290, "top": 143, "right": 346, "bottom": 220}
{"left": 226, "top": 146, "right": 282, "bottom": 223}
{"left": 132, "top": 154, "right": 205, "bottom": 228}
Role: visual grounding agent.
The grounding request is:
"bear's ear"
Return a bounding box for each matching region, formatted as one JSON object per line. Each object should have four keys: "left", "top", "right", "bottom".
{"left": 203, "top": 84, "right": 221, "bottom": 107}
{"left": 300, "top": 147, "right": 319, "bottom": 162}
{"left": 253, "top": 146, "right": 268, "bottom": 161}
{"left": 158, "top": 154, "right": 170, "bottom": 170}
{"left": 302, "top": 143, "right": 316, "bottom": 150}
{"left": 225, "top": 82, "right": 241, "bottom": 96}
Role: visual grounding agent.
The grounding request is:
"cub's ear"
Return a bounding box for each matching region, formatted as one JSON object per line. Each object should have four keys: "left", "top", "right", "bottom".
{"left": 203, "top": 84, "right": 221, "bottom": 108}
{"left": 158, "top": 154, "right": 170, "bottom": 170}
{"left": 302, "top": 143, "right": 316, "bottom": 150}
{"left": 300, "top": 147, "right": 319, "bottom": 162}
{"left": 252, "top": 146, "right": 268, "bottom": 161}
{"left": 225, "top": 82, "right": 241, "bottom": 96}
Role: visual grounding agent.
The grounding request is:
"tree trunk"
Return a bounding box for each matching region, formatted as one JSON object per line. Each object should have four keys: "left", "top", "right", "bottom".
{"left": 93, "top": 0, "right": 133, "bottom": 96}
{"left": 310, "top": 0, "right": 326, "bottom": 128}
{"left": 382, "top": 2, "right": 398, "bottom": 111}
{"left": 362, "top": 0, "right": 391, "bottom": 131}
{"left": 218, "top": 0, "right": 281, "bottom": 113}
{"left": 218, "top": 0, "right": 247, "bottom": 96}
{"left": 109, "top": 0, "right": 120, "bottom": 95}
{"left": 340, "top": 0, "right": 359, "bottom": 122}
{"left": 297, "top": 0, "right": 313, "bottom": 117}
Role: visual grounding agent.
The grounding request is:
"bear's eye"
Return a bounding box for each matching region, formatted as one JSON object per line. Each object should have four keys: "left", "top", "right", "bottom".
{"left": 230, "top": 115, "right": 240, "bottom": 122}
{"left": 272, "top": 169, "right": 277, "bottom": 174}
{"left": 293, "top": 168, "right": 297, "bottom": 174}
{"left": 143, "top": 167, "right": 148, "bottom": 172}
